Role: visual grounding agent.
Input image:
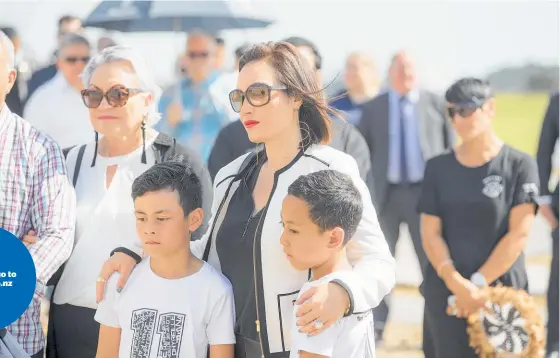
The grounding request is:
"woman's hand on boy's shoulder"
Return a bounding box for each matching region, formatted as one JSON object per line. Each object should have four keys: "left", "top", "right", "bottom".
{"left": 295, "top": 282, "right": 349, "bottom": 336}
{"left": 96, "top": 252, "right": 136, "bottom": 303}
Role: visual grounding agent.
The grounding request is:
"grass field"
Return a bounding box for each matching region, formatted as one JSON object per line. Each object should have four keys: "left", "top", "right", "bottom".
{"left": 493, "top": 93, "right": 550, "bottom": 156}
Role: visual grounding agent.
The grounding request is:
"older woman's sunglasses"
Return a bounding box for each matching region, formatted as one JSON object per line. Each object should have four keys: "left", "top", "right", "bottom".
{"left": 229, "top": 83, "right": 287, "bottom": 113}
{"left": 81, "top": 85, "right": 144, "bottom": 108}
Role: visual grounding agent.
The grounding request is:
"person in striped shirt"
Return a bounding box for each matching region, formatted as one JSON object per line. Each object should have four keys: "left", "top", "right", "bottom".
{"left": 0, "top": 30, "right": 76, "bottom": 358}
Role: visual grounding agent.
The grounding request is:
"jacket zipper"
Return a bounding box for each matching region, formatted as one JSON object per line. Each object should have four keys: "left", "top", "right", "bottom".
{"left": 253, "top": 208, "right": 266, "bottom": 358}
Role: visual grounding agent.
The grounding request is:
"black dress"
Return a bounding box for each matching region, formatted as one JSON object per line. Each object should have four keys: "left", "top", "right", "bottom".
{"left": 215, "top": 159, "right": 265, "bottom": 358}
{"left": 417, "top": 145, "right": 539, "bottom": 358}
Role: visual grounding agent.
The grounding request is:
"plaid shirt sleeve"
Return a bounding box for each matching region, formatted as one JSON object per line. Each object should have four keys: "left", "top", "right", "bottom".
{"left": 28, "top": 141, "right": 76, "bottom": 298}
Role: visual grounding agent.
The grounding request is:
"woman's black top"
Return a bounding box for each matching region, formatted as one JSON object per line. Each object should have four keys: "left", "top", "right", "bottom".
{"left": 215, "top": 159, "right": 265, "bottom": 342}
{"left": 417, "top": 145, "right": 539, "bottom": 304}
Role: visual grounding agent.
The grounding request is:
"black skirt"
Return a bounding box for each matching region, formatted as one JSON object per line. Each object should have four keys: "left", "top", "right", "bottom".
{"left": 46, "top": 302, "right": 99, "bottom": 358}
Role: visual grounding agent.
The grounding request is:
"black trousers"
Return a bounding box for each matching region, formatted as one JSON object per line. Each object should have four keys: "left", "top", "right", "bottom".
{"left": 547, "top": 228, "right": 559, "bottom": 354}
{"left": 374, "top": 183, "right": 428, "bottom": 333}
{"left": 46, "top": 303, "right": 99, "bottom": 358}
{"left": 422, "top": 273, "right": 479, "bottom": 358}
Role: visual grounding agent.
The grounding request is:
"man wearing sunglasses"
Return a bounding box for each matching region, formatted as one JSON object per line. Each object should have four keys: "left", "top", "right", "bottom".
{"left": 25, "top": 15, "right": 83, "bottom": 101}
{"left": 156, "top": 31, "right": 232, "bottom": 163}
{"left": 23, "top": 33, "right": 93, "bottom": 150}
{"left": 207, "top": 37, "right": 373, "bottom": 188}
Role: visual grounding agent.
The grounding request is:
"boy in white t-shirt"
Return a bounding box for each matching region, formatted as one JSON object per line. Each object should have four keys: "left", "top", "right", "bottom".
{"left": 280, "top": 170, "right": 376, "bottom": 358}
{"left": 95, "top": 161, "right": 235, "bottom": 358}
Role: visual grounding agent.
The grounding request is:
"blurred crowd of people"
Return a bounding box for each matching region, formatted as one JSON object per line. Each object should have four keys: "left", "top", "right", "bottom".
{"left": 0, "top": 11, "right": 558, "bottom": 358}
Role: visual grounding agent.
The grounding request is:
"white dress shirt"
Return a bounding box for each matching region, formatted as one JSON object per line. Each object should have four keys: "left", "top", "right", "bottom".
{"left": 24, "top": 72, "right": 93, "bottom": 149}
{"left": 54, "top": 138, "right": 156, "bottom": 309}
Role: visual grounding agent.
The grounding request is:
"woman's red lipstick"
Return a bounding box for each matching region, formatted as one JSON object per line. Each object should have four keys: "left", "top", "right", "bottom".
{"left": 243, "top": 120, "right": 260, "bottom": 128}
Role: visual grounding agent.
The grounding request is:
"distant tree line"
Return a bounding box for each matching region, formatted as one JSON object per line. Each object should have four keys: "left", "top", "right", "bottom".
{"left": 487, "top": 64, "right": 559, "bottom": 93}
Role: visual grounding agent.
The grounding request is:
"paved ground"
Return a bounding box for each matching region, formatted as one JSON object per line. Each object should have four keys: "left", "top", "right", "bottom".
{"left": 40, "top": 215, "right": 554, "bottom": 358}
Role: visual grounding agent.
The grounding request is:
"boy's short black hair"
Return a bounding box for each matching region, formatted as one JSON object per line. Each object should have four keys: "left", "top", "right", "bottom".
{"left": 288, "top": 170, "right": 363, "bottom": 243}
{"left": 131, "top": 161, "right": 202, "bottom": 217}
{"left": 445, "top": 77, "right": 494, "bottom": 106}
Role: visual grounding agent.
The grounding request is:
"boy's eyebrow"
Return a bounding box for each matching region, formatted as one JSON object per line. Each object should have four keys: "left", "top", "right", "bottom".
{"left": 134, "top": 209, "right": 171, "bottom": 214}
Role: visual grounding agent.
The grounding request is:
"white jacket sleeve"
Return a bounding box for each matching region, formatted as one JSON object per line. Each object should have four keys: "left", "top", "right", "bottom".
{"left": 190, "top": 161, "right": 233, "bottom": 259}
{"left": 331, "top": 155, "right": 396, "bottom": 311}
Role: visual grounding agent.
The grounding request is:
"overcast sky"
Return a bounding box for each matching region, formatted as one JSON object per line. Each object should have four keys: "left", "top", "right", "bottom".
{"left": 0, "top": 0, "right": 558, "bottom": 90}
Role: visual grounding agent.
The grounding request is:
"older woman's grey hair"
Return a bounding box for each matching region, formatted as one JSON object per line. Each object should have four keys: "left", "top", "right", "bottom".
{"left": 81, "top": 45, "right": 162, "bottom": 126}
{"left": 0, "top": 30, "right": 15, "bottom": 70}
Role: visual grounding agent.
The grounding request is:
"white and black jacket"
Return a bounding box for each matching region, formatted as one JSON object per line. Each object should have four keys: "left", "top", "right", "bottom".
{"left": 189, "top": 144, "right": 395, "bottom": 356}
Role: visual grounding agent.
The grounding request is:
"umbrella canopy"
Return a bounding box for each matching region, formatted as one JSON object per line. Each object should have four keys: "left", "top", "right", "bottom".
{"left": 83, "top": 0, "right": 273, "bottom": 32}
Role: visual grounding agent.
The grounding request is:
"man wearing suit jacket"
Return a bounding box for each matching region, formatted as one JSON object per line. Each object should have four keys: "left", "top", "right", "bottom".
{"left": 358, "top": 51, "right": 456, "bottom": 343}
{"left": 536, "top": 92, "right": 559, "bottom": 357}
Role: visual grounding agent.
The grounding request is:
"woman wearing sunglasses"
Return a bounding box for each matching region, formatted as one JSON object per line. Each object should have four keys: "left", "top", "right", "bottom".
{"left": 98, "top": 41, "right": 395, "bottom": 358}
{"left": 44, "top": 45, "right": 212, "bottom": 358}
{"left": 418, "top": 78, "right": 539, "bottom": 358}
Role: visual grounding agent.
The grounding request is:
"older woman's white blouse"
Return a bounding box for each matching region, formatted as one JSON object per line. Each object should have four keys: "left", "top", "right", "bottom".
{"left": 54, "top": 138, "right": 156, "bottom": 309}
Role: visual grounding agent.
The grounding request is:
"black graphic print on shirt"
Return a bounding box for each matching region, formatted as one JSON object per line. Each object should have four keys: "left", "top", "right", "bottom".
{"left": 130, "top": 308, "right": 186, "bottom": 358}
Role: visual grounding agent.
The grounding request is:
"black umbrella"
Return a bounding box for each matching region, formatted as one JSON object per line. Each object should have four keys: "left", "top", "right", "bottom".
{"left": 83, "top": 0, "right": 273, "bottom": 32}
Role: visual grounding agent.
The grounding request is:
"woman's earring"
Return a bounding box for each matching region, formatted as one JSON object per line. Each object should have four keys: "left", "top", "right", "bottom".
{"left": 91, "top": 131, "right": 99, "bottom": 167}
{"left": 140, "top": 118, "right": 147, "bottom": 164}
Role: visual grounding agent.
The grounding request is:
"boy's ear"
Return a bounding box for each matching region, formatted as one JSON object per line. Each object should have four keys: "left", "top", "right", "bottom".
{"left": 327, "top": 227, "right": 345, "bottom": 249}
{"left": 187, "top": 208, "right": 204, "bottom": 232}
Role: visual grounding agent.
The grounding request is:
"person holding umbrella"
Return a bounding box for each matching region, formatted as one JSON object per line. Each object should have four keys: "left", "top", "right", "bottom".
{"left": 97, "top": 41, "right": 395, "bottom": 358}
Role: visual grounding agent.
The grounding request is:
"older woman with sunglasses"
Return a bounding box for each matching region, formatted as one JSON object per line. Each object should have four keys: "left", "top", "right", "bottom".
{"left": 418, "top": 78, "right": 539, "bottom": 358}
{"left": 98, "top": 41, "right": 395, "bottom": 358}
{"left": 43, "top": 45, "right": 212, "bottom": 358}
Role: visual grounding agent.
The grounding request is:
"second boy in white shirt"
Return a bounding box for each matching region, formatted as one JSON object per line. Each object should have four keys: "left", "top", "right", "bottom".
{"left": 280, "top": 170, "right": 376, "bottom": 358}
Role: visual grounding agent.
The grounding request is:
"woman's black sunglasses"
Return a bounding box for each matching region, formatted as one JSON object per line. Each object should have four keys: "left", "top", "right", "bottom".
{"left": 447, "top": 105, "right": 481, "bottom": 119}
{"left": 81, "top": 85, "right": 144, "bottom": 109}
{"left": 229, "top": 83, "right": 287, "bottom": 113}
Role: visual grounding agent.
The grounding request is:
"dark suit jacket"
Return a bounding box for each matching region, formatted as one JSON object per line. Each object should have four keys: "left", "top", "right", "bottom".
{"left": 25, "top": 64, "right": 57, "bottom": 101}
{"left": 537, "top": 92, "right": 559, "bottom": 215}
{"left": 207, "top": 119, "right": 374, "bottom": 189}
{"left": 5, "top": 73, "right": 24, "bottom": 117}
{"left": 358, "top": 90, "right": 456, "bottom": 211}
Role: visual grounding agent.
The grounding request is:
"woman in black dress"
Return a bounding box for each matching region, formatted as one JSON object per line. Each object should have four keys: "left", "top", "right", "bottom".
{"left": 418, "top": 78, "right": 540, "bottom": 358}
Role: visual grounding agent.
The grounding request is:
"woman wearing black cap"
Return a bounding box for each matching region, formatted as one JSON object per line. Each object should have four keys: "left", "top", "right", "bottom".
{"left": 417, "top": 78, "right": 539, "bottom": 357}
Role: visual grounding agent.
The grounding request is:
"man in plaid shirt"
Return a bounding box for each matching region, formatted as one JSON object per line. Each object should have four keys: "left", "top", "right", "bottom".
{"left": 0, "top": 31, "right": 76, "bottom": 358}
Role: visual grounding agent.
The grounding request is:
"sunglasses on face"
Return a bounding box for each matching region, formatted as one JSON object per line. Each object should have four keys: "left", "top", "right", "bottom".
{"left": 446, "top": 97, "right": 488, "bottom": 119}
{"left": 447, "top": 106, "right": 480, "bottom": 119}
{"left": 228, "top": 83, "right": 287, "bottom": 113}
{"left": 81, "top": 85, "right": 144, "bottom": 109}
{"left": 63, "top": 56, "right": 90, "bottom": 64}
{"left": 187, "top": 51, "right": 209, "bottom": 59}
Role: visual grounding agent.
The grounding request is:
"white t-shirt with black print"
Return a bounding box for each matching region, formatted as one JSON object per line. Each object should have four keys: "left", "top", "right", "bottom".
{"left": 289, "top": 272, "right": 376, "bottom": 358}
{"left": 95, "top": 258, "right": 236, "bottom": 358}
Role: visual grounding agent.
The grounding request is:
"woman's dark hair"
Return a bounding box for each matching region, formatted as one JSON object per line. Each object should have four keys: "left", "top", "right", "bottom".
{"left": 445, "top": 77, "right": 494, "bottom": 105}
{"left": 239, "top": 41, "right": 339, "bottom": 146}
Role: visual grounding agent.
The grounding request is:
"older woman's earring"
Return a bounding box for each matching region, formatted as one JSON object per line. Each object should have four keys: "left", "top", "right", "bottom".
{"left": 140, "top": 119, "right": 147, "bottom": 164}
{"left": 91, "top": 131, "right": 99, "bottom": 167}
